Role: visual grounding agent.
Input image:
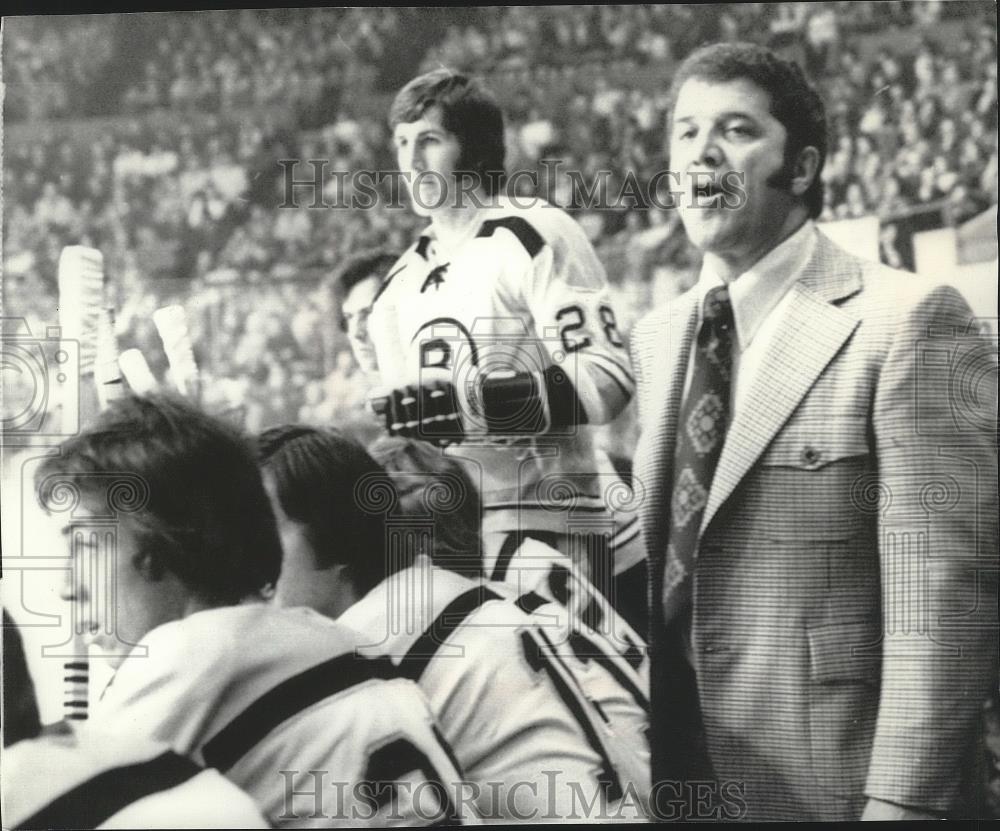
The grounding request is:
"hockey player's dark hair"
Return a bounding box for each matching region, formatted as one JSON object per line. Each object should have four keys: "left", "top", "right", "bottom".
{"left": 256, "top": 425, "right": 399, "bottom": 593}
{"left": 389, "top": 68, "right": 506, "bottom": 196}
{"left": 3, "top": 611, "right": 42, "bottom": 746}
{"left": 368, "top": 437, "right": 484, "bottom": 580}
{"left": 668, "top": 42, "right": 827, "bottom": 218}
{"left": 335, "top": 248, "right": 401, "bottom": 300}
{"left": 35, "top": 394, "right": 282, "bottom": 605}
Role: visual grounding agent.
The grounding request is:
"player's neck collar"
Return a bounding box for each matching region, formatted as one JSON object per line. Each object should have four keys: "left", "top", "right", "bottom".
{"left": 429, "top": 205, "right": 485, "bottom": 253}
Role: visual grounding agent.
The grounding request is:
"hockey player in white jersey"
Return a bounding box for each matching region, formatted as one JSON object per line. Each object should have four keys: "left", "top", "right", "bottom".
{"left": 369, "top": 437, "right": 651, "bottom": 815}
{"left": 369, "top": 438, "right": 650, "bottom": 678}
{"left": 364, "top": 68, "right": 644, "bottom": 630}
{"left": 257, "top": 425, "right": 645, "bottom": 822}
{"left": 3, "top": 612, "right": 269, "bottom": 830}
{"left": 36, "top": 394, "right": 471, "bottom": 828}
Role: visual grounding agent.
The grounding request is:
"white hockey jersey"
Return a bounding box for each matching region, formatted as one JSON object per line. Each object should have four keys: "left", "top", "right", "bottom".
{"left": 3, "top": 727, "right": 269, "bottom": 829}
{"left": 367, "top": 198, "right": 636, "bottom": 544}
{"left": 89, "top": 604, "right": 473, "bottom": 827}
{"left": 483, "top": 532, "right": 652, "bottom": 817}
{"left": 339, "top": 555, "right": 639, "bottom": 822}
{"left": 488, "top": 535, "right": 649, "bottom": 680}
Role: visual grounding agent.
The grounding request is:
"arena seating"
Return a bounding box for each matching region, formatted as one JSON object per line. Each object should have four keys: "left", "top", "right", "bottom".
{"left": 3, "top": 4, "right": 996, "bottom": 434}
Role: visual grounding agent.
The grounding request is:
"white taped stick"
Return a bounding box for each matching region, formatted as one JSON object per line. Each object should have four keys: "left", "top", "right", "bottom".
{"left": 118, "top": 349, "right": 158, "bottom": 395}
{"left": 95, "top": 308, "right": 126, "bottom": 410}
{"left": 58, "top": 246, "right": 105, "bottom": 376}
{"left": 153, "top": 305, "right": 200, "bottom": 401}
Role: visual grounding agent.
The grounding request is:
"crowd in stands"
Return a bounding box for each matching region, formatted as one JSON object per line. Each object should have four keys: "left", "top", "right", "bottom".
{"left": 417, "top": 3, "right": 931, "bottom": 74}
{"left": 115, "top": 8, "right": 403, "bottom": 116}
{"left": 3, "top": 15, "right": 114, "bottom": 121}
{"left": 3, "top": 3, "right": 997, "bottom": 436}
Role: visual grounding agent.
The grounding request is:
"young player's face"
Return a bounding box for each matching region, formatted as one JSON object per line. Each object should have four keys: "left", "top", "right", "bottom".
{"left": 341, "top": 274, "right": 381, "bottom": 371}
{"left": 56, "top": 499, "right": 179, "bottom": 668}
{"left": 393, "top": 106, "right": 464, "bottom": 217}
{"left": 670, "top": 77, "right": 798, "bottom": 270}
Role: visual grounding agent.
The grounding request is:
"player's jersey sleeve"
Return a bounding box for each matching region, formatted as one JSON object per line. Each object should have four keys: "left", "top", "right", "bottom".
{"left": 92, "top": 618, "right": 231, "bottom": 754}
{"left": 487, "top": 560, "right": 651, "bottom": 818}
{"left": 418, "top": 600, "right": 616, "bottom": 822}
{"left": 103, "top": 770, "right": 271, "bottom": 829}
{"left": 342, "top": 566, "right": 614, "bottom": 821}
{"left": 1, "top": 732, "right": 271, "bottom": 830}
{"left": 496, "top": 206, "right": 635, "bottom": 424}
{"left": 93, "top": 608, "right": 475, "bottom": 827}
{"left": 276, "top": 677, "right": 476, "bottom": 827}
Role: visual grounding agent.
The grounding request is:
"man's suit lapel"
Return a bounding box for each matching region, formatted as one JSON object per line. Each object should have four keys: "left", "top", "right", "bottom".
{"left": 699, "top": 233, "right": 864, "bottom": 536}
{"left": 636, "top": 292, "right": 698, "bottom": 562}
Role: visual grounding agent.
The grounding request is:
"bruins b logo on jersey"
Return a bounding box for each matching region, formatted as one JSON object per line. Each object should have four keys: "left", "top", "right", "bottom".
{"left": 413, "top": 318, "right": 480, "bottom": 372}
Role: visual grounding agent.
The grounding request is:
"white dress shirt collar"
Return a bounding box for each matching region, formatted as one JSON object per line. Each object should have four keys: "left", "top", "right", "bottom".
{"left": 696, "top": 220, "right": 818, "bottom": 351}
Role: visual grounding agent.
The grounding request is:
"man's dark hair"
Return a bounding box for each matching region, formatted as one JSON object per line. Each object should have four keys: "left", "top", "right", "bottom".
{"left": 668, "top": 42, "right": 827, "bottom": 217}
{"left": 35, "top": 394, "right": 282, "bottom": 605}
{"left": 256, "top": 425, "right": 395, "bottom": 593}
{"left": 335, "top": 248, "right": 401, "bottom": 299}
{"left": 3, "top": 611, "right": 42, "bottom": 746}
{"left": 368, "top": 436, "right": 483, "bottom": 580}
{"left": 389, "top": 68, "right": 506, "bottom": 196}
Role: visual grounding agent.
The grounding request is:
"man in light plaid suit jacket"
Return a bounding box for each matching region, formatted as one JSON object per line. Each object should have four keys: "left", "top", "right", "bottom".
{"left": 631, "top": 42, "right": 998, "bottom": 821}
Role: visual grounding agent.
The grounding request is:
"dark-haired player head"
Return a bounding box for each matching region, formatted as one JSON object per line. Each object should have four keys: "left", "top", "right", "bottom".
{"left": 35, "top": 394, "right": 282, "bottom": 667}
{"left": 334, "top": 247, "right": 401, "bottom": 373}
{"left": 389, "top": 68, "right": 505, "bottom": 219}
{"left": 667, "top": 41, "right": 826, "bottom": 279}
{"left": 368, "top": 436, "right": 484, "bottom": 580}
{"left": 262, "top": 430, "right": 628, "bottom": 821}
{"left": 256, "top": 425, "right": 395, "bottom": 619}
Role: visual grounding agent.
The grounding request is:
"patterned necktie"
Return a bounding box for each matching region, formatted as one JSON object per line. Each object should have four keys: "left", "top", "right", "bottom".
{"left": 662, "top": 284, "right": 735, "bottom": 625}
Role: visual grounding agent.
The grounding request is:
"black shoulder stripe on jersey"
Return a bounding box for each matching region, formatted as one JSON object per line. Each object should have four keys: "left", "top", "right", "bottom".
{"left": 520, "top": 628, "right": 623, "bottom": 802}
{"left": 431, "top": 722, "right": 467, "bottom": 783}
{"left": 369, "top": 262, "right": 408, "bottom": 309}
{"left": 514, "top": 591, "right": 550, "bottom": 615}
{"left": 621, "top": 633, "right": 645, "bottom": 671}
{"left": 491, "top": 531, "right": 524, "bottom": 581}
{"left": 363, "top": 736, "right": 464, "bottom": 825}
{"left": 415, "top": 234, "right": 432, "bottom": 260}
{"left": 581, "top": 593, "right": 605, "bottom": 633}
{"left": 612, "top": 516, "right": 640, "bottom": 546}
{"left": 201, "top": 653, "right": 398, "bottom": 771}
{"left": 476, "top": 217, "right": 545, "bottom": 259}
{"left": 548, "top": 564, "right": 571, "bottom": 605}
{"left": 398, "top": 587, "right": 502, "bottom": 682}
{"left": 491, "top": 530, "right": 560, "bottom": 581}
{"left": 485, "top": 502, "right": 609, "bottom": 513}
{"left": 568, "top": 631, "right": 650, "bottom": 713}
{"left": 18, "top": 751, "right": 202, "bottom": 830}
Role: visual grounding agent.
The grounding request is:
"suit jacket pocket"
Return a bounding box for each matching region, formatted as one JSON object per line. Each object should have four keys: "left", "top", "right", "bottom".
{"left": 751, "top": 418, "right": 875, "bottom": 542}
{"left": 760, "top": 416, "right": 869, "bottom": 471}
{"left": 806, "top": 620, "right": 882, "bottom": 803}
{"left": 807, "top": 619, "right": 882, "bottom": 686}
